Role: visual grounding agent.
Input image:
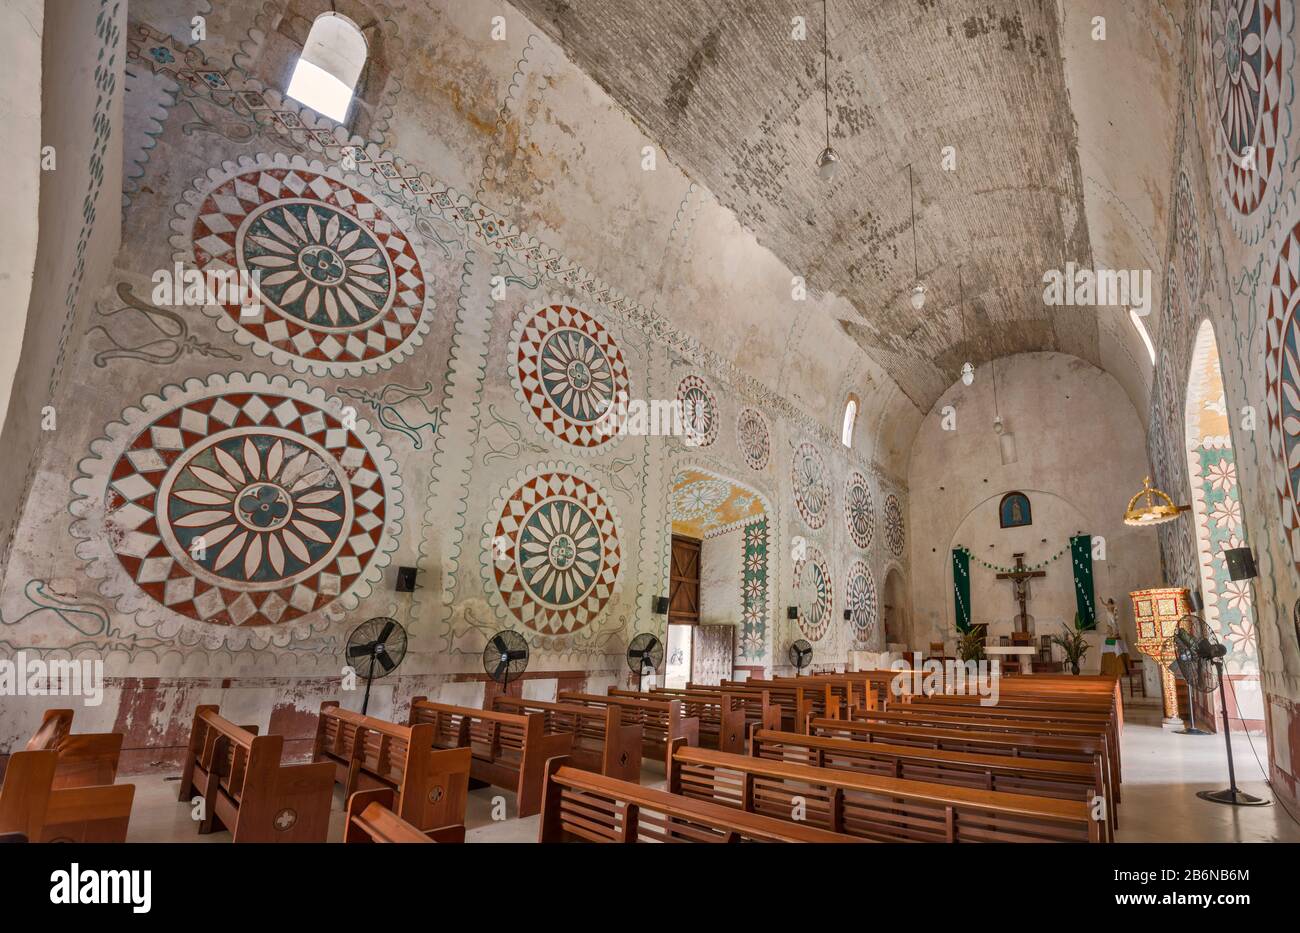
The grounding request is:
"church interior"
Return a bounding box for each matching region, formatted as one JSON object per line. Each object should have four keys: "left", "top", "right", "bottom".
{"left": 2, "top": 0, "right": 1300, "bottom": 860}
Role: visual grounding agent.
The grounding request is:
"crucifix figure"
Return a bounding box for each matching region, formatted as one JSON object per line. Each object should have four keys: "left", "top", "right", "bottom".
{"left": 996, "top": 553, "right": 1046, "bottom": 634}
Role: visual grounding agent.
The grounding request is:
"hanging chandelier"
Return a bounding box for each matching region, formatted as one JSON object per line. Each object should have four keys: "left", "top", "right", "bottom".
{"left": 1123, "top": 476, "right": 1190, "bottom": 526}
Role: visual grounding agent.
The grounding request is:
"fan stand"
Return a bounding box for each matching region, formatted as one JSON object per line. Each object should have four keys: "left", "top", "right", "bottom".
{"left": 1175, "top": 677, "right": 1210, "bottom": 736}
{"left": 361, "top": 651, "right": 377, "bottom": 716}
{"left": 1196, "top": 660, "right": 1269, "bottom": 807}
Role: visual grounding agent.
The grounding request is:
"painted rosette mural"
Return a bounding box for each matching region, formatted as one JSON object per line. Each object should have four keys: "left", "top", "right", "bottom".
{"left": 485, "top": 465, "right": 623, "bottom": 636}
{"left": 1199, "top": 0, "right": 1292, "bottom": 241}
{"left": 510, "top": 303, "right": 631, "bottom": 451}
{"left": 171, "top": 154, "right": 435, "bottom": 375}
{"left": 677, "top": 374, "right": 719, "bottom": 448}
{"left": 736, "top": 407, "right": 771, "bottom": 470}
{"left": 845, "top": 558, "right": 878, "bottom": 643}
{"left": 791, "top": 441, "right": 830, "bottom": 530}
{"left": 1264, "top": 216, "right": 1300, "bottom": 570}
{"left": 70, "top": 373, "right": 401, "bottom": 638}
{"left": 794, "top": 545, "right": 833, "bottom": 641}
{"left": 844, "top": 470, "right": 875, "bottom": 549}
{"left": 883, "top": 493, "right": 905, "bottom": 557}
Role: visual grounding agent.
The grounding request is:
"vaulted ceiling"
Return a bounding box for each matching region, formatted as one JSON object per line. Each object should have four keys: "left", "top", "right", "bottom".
{"left": 509, "top": 0, "right": 1103, "bottom": 409}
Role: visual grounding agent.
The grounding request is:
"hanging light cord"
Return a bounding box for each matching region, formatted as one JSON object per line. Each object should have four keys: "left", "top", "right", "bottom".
{"left": 909, "top": 164, "right": 919, "bottom": 280}
{"left": 822, "top": 0, "right": 830, "bottom": 150}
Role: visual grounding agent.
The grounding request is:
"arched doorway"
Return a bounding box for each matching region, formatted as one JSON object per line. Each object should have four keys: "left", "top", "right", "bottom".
{"left": 1184, "top": 319, "right": 1263, "bottom": 732}
{"left": 665, "top": 466, "right": 772, "bottom": 684}
{"left": 882, "top": 567, "right": 910, "bottom": 650}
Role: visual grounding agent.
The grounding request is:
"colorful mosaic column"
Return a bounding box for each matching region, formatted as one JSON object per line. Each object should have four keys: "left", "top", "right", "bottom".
{"left": 1130, "top": 587, "right": 1192, "bottom": 726}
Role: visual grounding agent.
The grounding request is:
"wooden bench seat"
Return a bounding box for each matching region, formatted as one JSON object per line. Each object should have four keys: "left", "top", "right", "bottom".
{"left": 609, "top": 687, "right": 766, "bottom": 753}
{"left": 808, "top": 716, "right": 1116, "bottom": 820}
{"left": 314, "top": 702, "right": 470, "bottom": 834}
{"left": 25, "top": 708, "right": 124, "bottom": 789}
{"left": 343, "top": 787, "right": 464, "bottom": 843}
{"left": 492, "top": 696, "right": 642, "bottom": 782}
{"left": 0, "top": 749, "right": 135, "bottom": 842}
{"left": 539, "top": 760, "right": 861, "bottom": 843}
{"left": 556, "top": 692, "right": 699, "bottom": 772}
{"left": 750, "top": 727, "right": 1112, "bottom": 839}
{"left": 669, "top": 742, "right": 1102, "bottom": 843}
{"left": 406, "top": 698, "right": 573, "bottom": 817}
{"left": 177, "top": 705, "right": 334, "bottom": 842}
{"left": 848, "top": 706, "right": 1120, "bottom": 805}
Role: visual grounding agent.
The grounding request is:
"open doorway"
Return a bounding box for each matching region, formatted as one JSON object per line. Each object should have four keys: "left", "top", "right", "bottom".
{"left": 668, "top": 466, "right": 771, "bottom": 677}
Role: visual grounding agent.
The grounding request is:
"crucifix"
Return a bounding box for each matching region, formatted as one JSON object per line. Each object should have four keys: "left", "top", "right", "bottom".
{"left": 996, "top": 553, "right": 1046, "bottom": 634}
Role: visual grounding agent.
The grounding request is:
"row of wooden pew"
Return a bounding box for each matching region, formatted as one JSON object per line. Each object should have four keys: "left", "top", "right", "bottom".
{"left": 534, "top": 670, "right": 1123, "bottom": 844}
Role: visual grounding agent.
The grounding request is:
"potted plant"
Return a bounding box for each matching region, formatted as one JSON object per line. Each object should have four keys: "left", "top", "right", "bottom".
{"left": 956, "top": 625, "right": 986, "bottom": 663}
{"left": 1051, "top": 615, "right": 1092, "bottom": 674}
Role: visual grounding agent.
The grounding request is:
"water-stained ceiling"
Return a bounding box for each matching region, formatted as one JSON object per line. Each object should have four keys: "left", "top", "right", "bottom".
{"left": 508, "top": 0, "right": 1102, "bottom": 409}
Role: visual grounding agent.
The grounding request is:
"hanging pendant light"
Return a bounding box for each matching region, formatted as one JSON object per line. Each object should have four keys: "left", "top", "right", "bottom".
{"left": 816, "top": 0, "right": 839, "bottom": 181}
{"left": 908, "top": 164, "right": 926, "bottom": 308}
{"left": 958, "top": 267, "right": 974, "bottom": 384}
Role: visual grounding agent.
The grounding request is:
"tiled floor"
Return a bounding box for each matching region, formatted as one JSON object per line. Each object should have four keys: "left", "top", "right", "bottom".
{"left": 124, "top": 707, "right": 1300, "bottom": 843}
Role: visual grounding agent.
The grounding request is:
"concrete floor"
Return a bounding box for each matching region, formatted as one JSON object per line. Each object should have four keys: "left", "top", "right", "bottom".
{"left": 125, "top": 704, "right": 1300, "bottom": 843}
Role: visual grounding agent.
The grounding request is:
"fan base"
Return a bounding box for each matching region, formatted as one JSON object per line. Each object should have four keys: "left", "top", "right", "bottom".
{"left": 1175, "top": 727, "right": 1212, "bottom": 735}
{"left": 1196, "top": 788, "right": 1270, "bottom": 807}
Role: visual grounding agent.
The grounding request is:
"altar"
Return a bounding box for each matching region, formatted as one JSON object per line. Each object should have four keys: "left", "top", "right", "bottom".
{"left": 983, "top": 644, "right": 1035, "bottom": 673}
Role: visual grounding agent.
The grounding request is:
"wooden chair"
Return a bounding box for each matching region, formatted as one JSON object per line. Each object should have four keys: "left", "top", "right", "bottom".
{"left": 1120, "top": 655, "right": 1147, "bottom": 698}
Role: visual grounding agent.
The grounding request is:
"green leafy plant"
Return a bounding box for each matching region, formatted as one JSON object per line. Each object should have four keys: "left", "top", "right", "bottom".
{"left": 1051, "top": 617, "right": 1091, "bottom": 674}
{"left": 956, "top": 626, "right": 986, "bottom": 663}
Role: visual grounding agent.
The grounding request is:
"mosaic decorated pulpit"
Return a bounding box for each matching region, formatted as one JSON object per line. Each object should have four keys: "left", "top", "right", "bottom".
{"left": 1129, "top": 587, "right": 1192, "bottom": 725}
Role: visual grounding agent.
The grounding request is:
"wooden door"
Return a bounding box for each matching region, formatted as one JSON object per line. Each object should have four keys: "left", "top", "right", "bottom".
{"left": 668, "top": 535, "right": 700, "bottom": 625}
{"left": 691, "top": 624, "right": 735, "bottom": 686}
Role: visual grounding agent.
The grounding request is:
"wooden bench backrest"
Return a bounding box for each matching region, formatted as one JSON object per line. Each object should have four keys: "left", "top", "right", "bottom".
{"left": 409, "top": 697, "right": 537, "bottom": 755}
{"left": 343, "top": 787, "right": 465, "bottom": 843}
{"left": 671, "top": 744, "right": 1099, "bottom": 843}
{"left": 539, "top": 761, "right": 860, "bottom": 843}
{"left": 0, "top": 750, "right": 134, "bottom": 843}
{"left": 25, "top": 709, "right": 124, "bottom": 788}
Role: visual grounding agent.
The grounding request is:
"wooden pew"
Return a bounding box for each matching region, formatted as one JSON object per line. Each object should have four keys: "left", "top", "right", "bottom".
{"left": 406, "top": 698, "right": 573, "bottom": 818}
{"left": 343, "top": 787, "right": 465, "bottom": 843}
{"left": 808, "top": 716, "right": 1116, "bottom": 820}
{"left": 313, "top": 702, "right": 470, "bottom": 835}
{"left": 538, "top": 759, "right": 860, "bottom": 843}
{"left": 846, "top": 705, "right": 1120, "bottom": 805}
{"left": 750, "top": 727, "right": 1113, "bottom": 839}
{"left": 25, "top": 709, "right": 124, "bottom": 789}
{"left": 609, "top": 687, "right": 757, "bottom": 753}
{"left": 177, "top": 705, "right": 334, "bottom": 842}
{"left": 669, "top": 742, "right": 1102, "bottom": 843}
{"left": 492, "top": 696, "right": 642, "bottom": 782}
{"left": 556, "top": 692, "right": 699, "bottom": 771}
{"left": 0, "top": 749, "right": 135, "bottom": 842}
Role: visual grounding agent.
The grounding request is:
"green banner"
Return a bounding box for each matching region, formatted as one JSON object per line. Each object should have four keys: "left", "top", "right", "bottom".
{"left": 1070, "top": 534, "right": 1096, "bottom": 629}
{"left": 951, "top": 547, "right": 971, "bottom": 632}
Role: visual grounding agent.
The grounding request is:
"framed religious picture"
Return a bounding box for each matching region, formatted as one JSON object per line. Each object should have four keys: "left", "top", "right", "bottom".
{"left": 999, "top": 491, "right": 1032, "bottom": 528}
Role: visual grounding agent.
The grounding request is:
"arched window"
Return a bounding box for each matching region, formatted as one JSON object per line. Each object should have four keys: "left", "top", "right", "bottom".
{"left": 286, "top": 12, "right": 367, "bottom": 122}
{"left": 1130, "top": 309, "right": 1155, "bottom": 363}
{"left": 841, "top": 394, "right": 859, "bottom": 448}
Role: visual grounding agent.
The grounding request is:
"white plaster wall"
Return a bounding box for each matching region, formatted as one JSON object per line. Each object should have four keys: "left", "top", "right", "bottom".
{"left": 0, "top": 0, "right": 43, "bottom": 442}
{"left": 907, "top": 352, "right": 1162, "bottom": 658}
{"left": 698, "top": 529, "right": 743, "bottom": 628}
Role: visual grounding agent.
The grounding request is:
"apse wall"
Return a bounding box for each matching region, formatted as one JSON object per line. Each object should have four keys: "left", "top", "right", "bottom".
{"left": 1143, "top": 4, "right": 1300, "bottom": 813}
{"left": 0, "top": 0, "right": 906, "bottom": 770}
{"left": 906, "top": 352, "right": 1160, "bottom": 661}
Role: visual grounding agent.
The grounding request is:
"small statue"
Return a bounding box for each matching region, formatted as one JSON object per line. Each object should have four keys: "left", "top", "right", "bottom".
{"left": 1103, "top": 598, "right": 1119, "bottom": 639}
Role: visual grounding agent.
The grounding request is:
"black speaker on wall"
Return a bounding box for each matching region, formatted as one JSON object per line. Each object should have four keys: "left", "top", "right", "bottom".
{"left": 1224, "top": 547, "right": 1258, "bottom": 581}
{"left": 653, "top": 596, "right": 669, "bottom": 615}
{"left": 787, "top": 606, "right": 799, "bottom": 620}
{"left": 843, "top": 609, "right": 852, "bottom": 621}
{"left": 1190, "top": 589, "right": 1204, "bottom": 612}
{"left": 395, "top": 566, "right": 419, "bottom": 592}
